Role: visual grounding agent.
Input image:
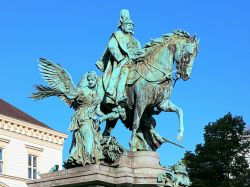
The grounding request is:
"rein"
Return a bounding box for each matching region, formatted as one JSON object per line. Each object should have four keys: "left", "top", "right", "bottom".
{"left": 134, "top": 31, "right": 195, "bottom": 85}
{"left": 136, "top": 61, "right": 176, "bottom": 83}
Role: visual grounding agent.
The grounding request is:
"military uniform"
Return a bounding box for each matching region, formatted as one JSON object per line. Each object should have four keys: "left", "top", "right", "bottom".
{"left": 96, "top": 23, "right": 141, "bottom": 104}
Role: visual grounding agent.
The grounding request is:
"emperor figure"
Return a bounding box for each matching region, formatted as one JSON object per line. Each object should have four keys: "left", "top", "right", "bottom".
{"left": 96, "top": 9, "right": 141, "bottom": 105}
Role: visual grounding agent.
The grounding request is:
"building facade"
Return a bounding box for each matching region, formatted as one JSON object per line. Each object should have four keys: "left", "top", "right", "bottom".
{"left": 0, "top": 99, "right": 68, "bottom": 187}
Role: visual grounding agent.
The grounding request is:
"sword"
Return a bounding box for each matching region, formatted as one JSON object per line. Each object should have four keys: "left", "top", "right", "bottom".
{"left": 163, "top": 137, "right": 184, "bottom": 148}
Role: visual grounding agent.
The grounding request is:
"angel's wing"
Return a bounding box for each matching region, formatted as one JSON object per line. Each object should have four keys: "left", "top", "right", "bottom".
{"left": 31, "top": 58, "right": 77, "bottom": 105}
{"left": 31, "top": 85, "right": 73, "bottom": 106}
{"left": 39, "top": 58, "right": 76, "bottom": 95}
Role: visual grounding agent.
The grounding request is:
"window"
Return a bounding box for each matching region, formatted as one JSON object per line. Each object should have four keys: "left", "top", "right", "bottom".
{"left": 0, "top": 148, "right": 3, "bottom": 174}
{"left": 0, "top": 138, "right": 10, "bottom": 175}
{"left": 28, "top": 154, "right": 37, "bottom": 179}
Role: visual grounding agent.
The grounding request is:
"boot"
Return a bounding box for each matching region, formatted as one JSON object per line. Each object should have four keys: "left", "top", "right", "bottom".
{"left": 107, "top": 57, "right": 128, "bottom": 99}
{"left": 106, "top": 65, "right": 122, "bottom": 99}
{"left": 116, "top": 66, "right": 129, "bottom": 105}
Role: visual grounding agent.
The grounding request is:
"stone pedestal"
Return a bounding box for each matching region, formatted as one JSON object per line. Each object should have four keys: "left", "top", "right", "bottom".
{"left": 27, "top": 151, "right": 166, "bottom": 187}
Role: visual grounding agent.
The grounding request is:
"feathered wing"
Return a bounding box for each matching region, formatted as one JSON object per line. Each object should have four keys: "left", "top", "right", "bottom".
{"left": 32, "top": 85, "right": 62, "bottom": 99}
{"left": 38, "top": 58, "right": 76, "bottom": 93}
{"left": 31, "top": 58, "right": 77, "bottom": 105}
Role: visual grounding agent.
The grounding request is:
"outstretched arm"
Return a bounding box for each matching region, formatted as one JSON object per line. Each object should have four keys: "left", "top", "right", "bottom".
{"left": 96, "top": 103, "right": 105, "bottom": 117}
{"left": 98, "top": 106, "right": 126, "bottom": 123}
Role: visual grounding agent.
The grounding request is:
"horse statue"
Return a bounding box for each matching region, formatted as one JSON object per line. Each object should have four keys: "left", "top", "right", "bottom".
{"left": 99, "top": 30, "right": 199, "bottom": 151}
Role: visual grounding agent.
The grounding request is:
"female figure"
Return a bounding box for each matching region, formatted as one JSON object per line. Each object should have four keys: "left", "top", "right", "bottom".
{"left": 32, "top": 59, "right": 126, "bottom": 167}
{"left": 66, "top": 71, "right": 105, "bottom": 167}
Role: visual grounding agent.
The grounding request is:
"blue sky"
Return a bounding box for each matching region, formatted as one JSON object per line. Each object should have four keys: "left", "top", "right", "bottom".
{"left": 0, "top": 1, "right": 249, "bottom": 166}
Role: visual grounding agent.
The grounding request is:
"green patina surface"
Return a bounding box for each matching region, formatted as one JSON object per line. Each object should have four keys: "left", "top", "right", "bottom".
{"left": 32, "top": 60, "right": 125, "bottom": 168}
{"left": 158, "top": 161, "right": 192, "bottom": 187}
{"left": 31, "top": 9, "right": 198, "bottom": 186}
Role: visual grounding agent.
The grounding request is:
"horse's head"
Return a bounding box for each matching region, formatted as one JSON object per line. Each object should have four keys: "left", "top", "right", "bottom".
{"left": 134, "top": 30, "right": 198, "bottom": 82}
{"left": 172, "top": 31, "right": 199, "bottom": 80}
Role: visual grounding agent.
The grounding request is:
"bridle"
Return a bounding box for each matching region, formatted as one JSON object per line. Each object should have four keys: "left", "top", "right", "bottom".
{"left": 135, "top": 39, "right": 196, "bottom": 85}
{"left": 136, "top": 61, "right": 175, "bottom": 84}
{"left": 174, "top": 45, "right": 195, "bottom": 84}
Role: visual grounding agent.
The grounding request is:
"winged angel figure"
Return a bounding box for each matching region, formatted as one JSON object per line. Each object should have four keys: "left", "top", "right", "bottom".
{"left": 32, "top": 58, "right": 125, "bottom": 167}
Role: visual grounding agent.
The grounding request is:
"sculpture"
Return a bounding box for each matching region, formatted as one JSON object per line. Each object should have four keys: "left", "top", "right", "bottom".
{"left": 99, "top": 29, "right": 199, "bottom": 151}
{"left": 32, "top": 59, "right": 125, "bottom": 167}
{"left": 31, "top": 10, "right": 198, "bottom": 186}
{"left": 96, "top": 9, "right": 141, "bottom": 105}
{"left": 158, "top": 161, "right": 192, "bottom": 187}
{"left": 49, "top": 165, "right": 59, "bottom": 173}
{"left": 32, "top": 9, "right": 198, "bottom": 187}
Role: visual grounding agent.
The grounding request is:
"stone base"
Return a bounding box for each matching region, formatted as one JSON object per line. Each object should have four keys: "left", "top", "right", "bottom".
{"left": 27, "top": 151, "right": 166, "bottom": 187}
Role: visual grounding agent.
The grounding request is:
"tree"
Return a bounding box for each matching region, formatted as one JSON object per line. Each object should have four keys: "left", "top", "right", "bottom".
{"left": 184, "top": 113, "right": 250, "bottom": 187}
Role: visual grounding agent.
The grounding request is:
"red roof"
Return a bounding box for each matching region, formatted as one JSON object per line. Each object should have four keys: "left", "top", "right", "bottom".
{"left": 0, "top": 98, "right": 51, "bottom": 129}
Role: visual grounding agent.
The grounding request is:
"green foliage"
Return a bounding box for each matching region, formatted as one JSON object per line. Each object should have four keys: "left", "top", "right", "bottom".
{"left": 184, "top": 113, "right": 250, "bottom": 187}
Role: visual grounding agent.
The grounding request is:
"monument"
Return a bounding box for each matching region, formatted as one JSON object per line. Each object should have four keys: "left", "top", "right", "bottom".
{"left": 28, "top": 9, "right": 198, "bottom": 187}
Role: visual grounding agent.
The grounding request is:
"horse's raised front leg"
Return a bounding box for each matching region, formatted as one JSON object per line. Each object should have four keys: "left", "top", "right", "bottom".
{"left": 157, "top": 99, "right": 184, "bottom": 141}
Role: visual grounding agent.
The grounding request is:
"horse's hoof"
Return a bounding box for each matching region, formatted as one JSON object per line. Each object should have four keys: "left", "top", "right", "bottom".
{"left": 177, "top": 134, "right": 183, "bottom": 141}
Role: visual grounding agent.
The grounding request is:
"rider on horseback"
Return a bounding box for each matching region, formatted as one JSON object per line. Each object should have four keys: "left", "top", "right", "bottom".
{"left": 96, "top": 9, "right": 141, "bottom": 105}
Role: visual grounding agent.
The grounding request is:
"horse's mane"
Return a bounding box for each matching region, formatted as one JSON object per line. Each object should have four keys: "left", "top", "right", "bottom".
{"left": 135, "top": 30, "right": 192, "bottom": 63}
